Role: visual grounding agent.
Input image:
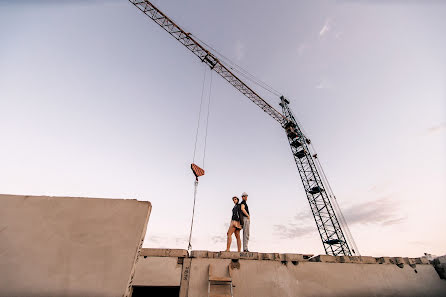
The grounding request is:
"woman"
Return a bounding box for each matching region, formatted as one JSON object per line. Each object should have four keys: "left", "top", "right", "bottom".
{"left": 226, "top": 196, "right": 242, "bottom": 252}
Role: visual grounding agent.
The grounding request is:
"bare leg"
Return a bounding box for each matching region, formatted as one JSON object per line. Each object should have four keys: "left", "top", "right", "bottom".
{"left": 226, "top": 225, "right": 236, "bottom": 251}
{"left": 234, "top": 229, "right": 241, "bottom": 252}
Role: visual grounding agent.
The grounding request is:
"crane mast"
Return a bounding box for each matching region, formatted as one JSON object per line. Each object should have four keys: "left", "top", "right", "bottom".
{"left": 130, "top": 0, "right": 358, "bottom": 256}
{"left": 280, "top": 97, "right": 355, "bottom": 256}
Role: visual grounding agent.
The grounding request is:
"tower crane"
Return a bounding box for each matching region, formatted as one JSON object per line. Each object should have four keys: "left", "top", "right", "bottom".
{"left": 129, "top": 0, "right": 359, "bottom": 256}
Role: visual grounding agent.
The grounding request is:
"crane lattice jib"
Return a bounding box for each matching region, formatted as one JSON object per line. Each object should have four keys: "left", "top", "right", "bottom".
{"left": 130, "top": 0, "right": 287, "bottom": 126}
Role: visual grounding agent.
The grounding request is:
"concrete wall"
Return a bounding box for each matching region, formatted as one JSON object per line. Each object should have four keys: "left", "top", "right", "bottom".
{"left": 133, "top": 257, "right": 182, "bottom": 287}
{"left": 133, "top": 250, "right": 446, "bottom": 297}
{"left": 132, "top": 248, "right": 186, "bottom": 287}
{"left": 0, "top": 194, "right": 151, "bottom": 297}
{"left": 189, "top": 258, "right": 445, "bottom": 297}
{"left": 133, "top": 253, "right": 183, "bottom": 286}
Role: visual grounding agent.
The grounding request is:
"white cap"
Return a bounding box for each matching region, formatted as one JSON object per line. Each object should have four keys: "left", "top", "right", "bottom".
{"left": 241, "top": 192, "right": 248, "bottom": 197}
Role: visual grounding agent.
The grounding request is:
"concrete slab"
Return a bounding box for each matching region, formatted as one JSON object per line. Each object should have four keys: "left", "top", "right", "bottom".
{"left": 340, "top": 256, "right": 361, "bottom": 264}
{"left": 376, "top": 257, "right": 393, "bottom": 264}
{"left": 402, "top": 257, "right": 411, "bottom": 265}
{"left": 240, "top": 252, "right": 259, "bottom": 260}
{"left": 394, "top": 257, "right": 406, "bottom": 268}
{"left": 260, "top": 253, "right": 281, "bottom": 261}
{"left": 260, "top": 253, "right": 274, "bottom": 260}
{"left": 219, "top": 251, "right": 240, "bottom": 259}
{"left": 310, "top": 255, "right": 338, "bottom": 263}
{"left": 208, "top": 251, "right": 220, "bottom": 258}
{"left": 284, "top": 254, "right": 306, "bottom": 262}
{"left": 408, "top": 258, "right": 418, "bottom": 265}
{"left": 302, "top": 254, "right": 314, "bottom": 260}
{"left": 190, "top": 250, "right": 209, "bottom": 258}
{"left": 360, "top": 256, "right": 377, "bottom": 264}
{"left": 418, "top": 257, "right": 430, "bottom": 265}
{"left": 0, "top": 194, "right": 151, "bottom": 297}
{"left": 141, "top": 248, "right": 187, "bottom": 258}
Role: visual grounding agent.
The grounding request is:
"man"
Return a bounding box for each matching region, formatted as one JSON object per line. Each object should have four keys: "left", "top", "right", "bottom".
{"left": 240, "top": 192, "right": 250, "bottom": 252}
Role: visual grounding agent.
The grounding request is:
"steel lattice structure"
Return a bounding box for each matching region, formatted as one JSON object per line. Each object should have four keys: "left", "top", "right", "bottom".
{"left": 130, "top": 0, "right": 357, "bottom": 256}
{"left": 280, "top": 97, "right": 352, "bottom": 256}
{"left": 130, "top": 0, "right": 286, "bottom": 126}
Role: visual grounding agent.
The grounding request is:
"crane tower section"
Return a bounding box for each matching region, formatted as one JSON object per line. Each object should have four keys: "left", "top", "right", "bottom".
{"left": 280, "top": 96, "right": 352, "bottom": 256}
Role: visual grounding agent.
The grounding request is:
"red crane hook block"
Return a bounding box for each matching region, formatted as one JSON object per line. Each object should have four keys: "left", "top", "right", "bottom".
{"left": 191, "top": 163, "right": 205, "bottom": 181}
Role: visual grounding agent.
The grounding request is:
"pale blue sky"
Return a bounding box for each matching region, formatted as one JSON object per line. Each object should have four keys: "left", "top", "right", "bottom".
{"left": 0, "top": 0, "right": 445, "bottom": 257}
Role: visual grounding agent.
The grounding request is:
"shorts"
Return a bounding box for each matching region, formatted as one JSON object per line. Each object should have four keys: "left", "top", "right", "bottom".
{"left": 230, "top": 220, "right": 242, "bottom": 230}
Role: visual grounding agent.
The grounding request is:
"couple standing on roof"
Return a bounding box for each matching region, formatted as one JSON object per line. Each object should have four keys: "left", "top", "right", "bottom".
{"left": 226, "top": 192, "right": 250, "bottom": 252}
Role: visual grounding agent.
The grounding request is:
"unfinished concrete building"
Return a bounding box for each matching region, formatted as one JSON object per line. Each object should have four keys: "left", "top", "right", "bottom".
{"left": 1, "top": 194, "right": 445, "bottom": 297}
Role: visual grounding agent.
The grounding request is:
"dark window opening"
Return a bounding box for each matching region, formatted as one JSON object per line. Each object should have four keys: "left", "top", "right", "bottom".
{"left": 132, "top": 286, "right": 180, "bottom": 297}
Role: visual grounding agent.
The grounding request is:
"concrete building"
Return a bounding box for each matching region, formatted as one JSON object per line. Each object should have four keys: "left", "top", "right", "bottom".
{"left": 1, "top": 194, "right": 445, "bottom": 297}
{"left": 133, "top": 249, "right": 446, "bottom": 297}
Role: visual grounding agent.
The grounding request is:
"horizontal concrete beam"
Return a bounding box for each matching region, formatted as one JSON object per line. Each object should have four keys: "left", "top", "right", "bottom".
{"left": 310, "top": 255, "right": 339, "bottom": 263}
{"left": 190, "top": 251, "right": 311, "bottom": 262}
{"left": 284, "top": 254, "right": 308, "bottom": 262}
{"left": 376, "top": 257, "right": 394, "bottom": 264}
{"left": 208, "top": 251, "right": 220, "bottom": 258}
{"left": 219, "top": 251, "right": 241, "bottom": 259}
{"left": 418, "top": 257, "right": 430, "bottom": 265}
{"left": 146, "top": 249, "right": 431, "bottom": 267}
{"left": 240, "top": 252, "right": 259, "bottom": 260}
{"left": 260, "top": 253, "right": 281, "bottom": 261}
{"left": 190, "top": 250, "right": 209, "bottom": 258}
{"left": 360, "top": 256, "right": 377, "bottom": 264}
{"left": 140, "top": 248, "right": 187, "bottom": 258}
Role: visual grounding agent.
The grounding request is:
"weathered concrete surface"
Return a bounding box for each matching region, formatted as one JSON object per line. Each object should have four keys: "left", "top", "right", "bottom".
{"left": 133, "top": 256, "right": 182, "bottom": 286}
{"left": 133, "top": 251, "right": 446, "bottom": 297}
{"left": 140, "top": 248, "right": 187, "bottom": 258}
{"left": 0, "top": 194, "right": 151, "bottom": 297}
{"left": 179, "top": 258, "right": 192, "bottom": 297}
{"left": 187, "top": 258, "right": 446, "bottom": 297}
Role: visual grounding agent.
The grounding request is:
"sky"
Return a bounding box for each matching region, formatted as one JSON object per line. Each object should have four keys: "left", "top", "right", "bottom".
{"left": 0, "top": 0, "right": 445, "bottom": 258}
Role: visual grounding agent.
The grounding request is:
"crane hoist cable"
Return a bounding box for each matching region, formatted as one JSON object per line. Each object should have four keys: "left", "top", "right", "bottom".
{"left": 202, "top": 71, "right": 213, "bottom": 168}
{"left": 188, "top": 68, "right": 213, "bottom": 252}
{"left": 190, "top": 33, "right": 282, "bottom": 98}
{"left": 192, "top": 66, "right": 208, "bottom": 164}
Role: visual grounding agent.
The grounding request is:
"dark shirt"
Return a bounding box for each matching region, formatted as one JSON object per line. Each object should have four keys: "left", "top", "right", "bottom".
{"left": 232, "top": 204, "right": 241, "bottom": 221}
{"left": 240, "top": 200, "right": 249, "bottom": 217}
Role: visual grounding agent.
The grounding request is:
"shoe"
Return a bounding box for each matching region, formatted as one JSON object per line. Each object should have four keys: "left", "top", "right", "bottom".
{"left": 243, "top": 249, "right": 249, "bottom": 252}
